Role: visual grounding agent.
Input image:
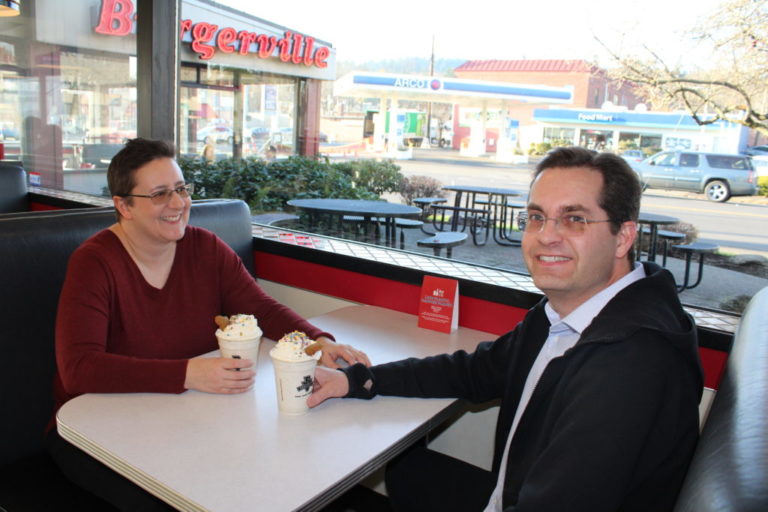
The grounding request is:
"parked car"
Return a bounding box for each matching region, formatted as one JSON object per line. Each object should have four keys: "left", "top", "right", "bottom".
{"left": 634, "top": 150, "right": 757, "bottom": 202}
{"left": 197, "top": 124, "right": 233, "bottom": 144}
{"left": 744, "top": 145, "right": 768, "bottom": 156}
{"left": 620, "top": 149, "right": 645, "bottom": 165}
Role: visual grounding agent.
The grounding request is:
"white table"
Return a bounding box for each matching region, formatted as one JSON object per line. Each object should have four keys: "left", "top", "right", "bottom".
{"left": 57, "top": 305, "right": 494, "bottom": 511}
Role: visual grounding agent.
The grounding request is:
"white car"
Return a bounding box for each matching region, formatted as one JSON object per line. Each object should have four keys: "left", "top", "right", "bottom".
{"left": 197, "top": 125, "right": 234, "bottom": 144}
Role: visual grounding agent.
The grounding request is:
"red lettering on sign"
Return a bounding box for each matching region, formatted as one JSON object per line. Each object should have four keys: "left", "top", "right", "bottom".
{"left": 278, "top": 31, "right": 292, "bottom": 62}
{"left": 256, "top": 34, "right": 277, "bottom": 58}
{"left": 94, "top": 0, "right": 332, "bottom": 69}
{"left": 291, "top": 33, "right": 304, "bottom": 64}
{"left": 314, "top": 46, "right": 329, "bottom": 68}
{"left": 180, "top": 19, "right": 192, "bottom": 40}
{"left": 94, "top": 0, "right": 134, "bottom": 36}
{"left": 303, "top": 37, "right": 315, "bottom": 66}
{"left": 237, "top": 31, "right": 258, "bottom": 55}
{"left": 216, "top": 27, "right": 236, "bottom": 53}
{"left": 191, "top": 22, "right": 218, "bottom": 60}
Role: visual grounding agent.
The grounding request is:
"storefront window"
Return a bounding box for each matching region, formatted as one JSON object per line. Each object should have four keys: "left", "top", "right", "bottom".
{"left": 579, "top": 129, "right": 613, "bottom": 151}
{"left": 2, "top": 2, "right": 307, "bottom": 190}
{"left": 618, "top": 132, "right": 662, "bottom": 154}
{"left": 180, "top": 65, "right": 297, "bottom": 162}
{"left": 200, "top": 67, "right": 234, "bottom": 87}
{"left": 242, "top": 76, "right": 297, "bottom": 159}
{"left": 0, "top": 1, "right": 137, "bottom": 195}
{"left": 542, "top": 127, "right": 575, "bottom": 146}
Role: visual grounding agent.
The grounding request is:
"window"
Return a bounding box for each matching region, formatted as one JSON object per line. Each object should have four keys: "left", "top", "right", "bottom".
{"left": 543, "top": 127, "right": 575, "bottom": 145}
{"left": 179, "top": 67, "right": 298, "bottom": 161}
{"left": 706, "top": 154, "right": 752, "bottom": 170}
{"left": 650, "top": 152, "right": 677, "bottom": 166}
{"left": 680, "top": 153, "right": 699, "bottom": 167}
{"left": 0, "top": 39, "right": 136, "bottom": 194}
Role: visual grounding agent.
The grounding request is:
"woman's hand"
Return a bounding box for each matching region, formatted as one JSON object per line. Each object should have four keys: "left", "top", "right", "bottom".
{"left": 184, "top": 357, "right": 255, "bottom": 394}
{"left": 316, "top": 336, "right": 371, "bottom": 369}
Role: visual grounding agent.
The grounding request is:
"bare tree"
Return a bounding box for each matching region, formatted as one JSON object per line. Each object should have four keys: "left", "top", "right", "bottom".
{"left": 601, "top": 0, "right": 768, "bottom": 137}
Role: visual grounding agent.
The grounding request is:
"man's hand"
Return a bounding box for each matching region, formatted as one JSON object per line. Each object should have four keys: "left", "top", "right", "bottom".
{"left": 184, "top": 357, "right": 255, "bottom": 394}
{"left": 307, "top": 366, "right": 350, "bottom": 408}
{"left": 316, "top": 336, "right": 371, "bottom": 369}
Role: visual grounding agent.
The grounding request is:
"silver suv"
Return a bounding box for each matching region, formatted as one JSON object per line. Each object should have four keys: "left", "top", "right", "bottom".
{"left": 634, "top": 151, "right": 757, "bottom": 202}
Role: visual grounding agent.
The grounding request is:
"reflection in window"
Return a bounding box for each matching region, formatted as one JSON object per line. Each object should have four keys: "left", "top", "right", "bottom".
{"left": 0, "top": 33, "right": 136, "bottom": 195}
{"left": 180, "top": 65, "right": 297, "bottom": 162}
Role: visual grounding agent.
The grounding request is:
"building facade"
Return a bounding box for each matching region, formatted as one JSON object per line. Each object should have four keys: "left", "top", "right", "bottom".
{"left": 452, "top": 59, "right": 643, "bottom": 152}
{"left": 532, "top": 107, "right": 749, "bottom": 155}
{"left": 0, "top": 0, "right": 335, "bottom": 195}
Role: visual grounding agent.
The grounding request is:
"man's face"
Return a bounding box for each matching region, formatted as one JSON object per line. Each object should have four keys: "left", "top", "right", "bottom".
{"left": 522, "top": 166, "right": 636, "bottom": 316}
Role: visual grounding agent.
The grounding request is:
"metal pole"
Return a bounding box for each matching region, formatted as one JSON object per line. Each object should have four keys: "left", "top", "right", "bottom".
{"left": 426, "top": 34, "right": 434, "bottom": 145}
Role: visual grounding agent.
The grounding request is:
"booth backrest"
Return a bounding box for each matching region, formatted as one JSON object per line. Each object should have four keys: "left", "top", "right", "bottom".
{"left": 674, "top": 285, "right": 768, "bottom": 511}
{"left": 0, "top": 199, "right": 254, "bottom": 466}
{"left": 0, "top": 163, "right": 27, "bottom": 213}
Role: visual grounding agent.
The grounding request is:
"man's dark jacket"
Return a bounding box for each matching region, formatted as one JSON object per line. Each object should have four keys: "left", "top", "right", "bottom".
{"left": 343, "top": 263, "right": 703, "bottom": 511}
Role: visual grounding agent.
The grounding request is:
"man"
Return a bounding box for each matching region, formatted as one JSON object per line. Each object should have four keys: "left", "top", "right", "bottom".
{"left": 309, "top": 146, "right": 703, "bottom": 511}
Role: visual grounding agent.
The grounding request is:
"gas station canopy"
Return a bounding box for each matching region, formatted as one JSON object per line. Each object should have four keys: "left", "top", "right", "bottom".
{"left": 335, "top": 72, "right": 574, "bottom": 109}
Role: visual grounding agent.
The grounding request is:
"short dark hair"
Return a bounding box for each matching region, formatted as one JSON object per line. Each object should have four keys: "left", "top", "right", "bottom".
{"left": 533, "top": 146, "right": 641, "bottom": 262}
{"left": 107, "top": 138, "right": 176, "bottom": 219}
{"left": 108, "top": 138, "right": 176, "bottom": 198}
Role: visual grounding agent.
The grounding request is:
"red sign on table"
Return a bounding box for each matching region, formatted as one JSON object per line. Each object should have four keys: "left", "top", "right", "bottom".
{"left": 417, "top": 276, "right": 459, "bottom": 333}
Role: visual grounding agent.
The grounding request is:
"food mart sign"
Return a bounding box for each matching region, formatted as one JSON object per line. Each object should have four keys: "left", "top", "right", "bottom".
{"left": 94, "top": 0, "right": 331, "bottom": 68}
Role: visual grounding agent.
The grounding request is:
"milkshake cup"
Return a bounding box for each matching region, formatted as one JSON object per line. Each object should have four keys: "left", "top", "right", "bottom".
{"left": 215, "top": 314, "right": 262, "bottom": 369}
{"left": 269, "top": 331, "right": 322, "bottom": 415}
{"left": 217, "top": 335, "right": 261, "bottom": 365}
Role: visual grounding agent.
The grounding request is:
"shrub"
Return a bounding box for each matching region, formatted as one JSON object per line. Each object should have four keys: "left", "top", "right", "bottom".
{"left": 399, "top": 175, "right": 446, "bottom": 205}
{"left": 758, "top": 175, "right": 768, "bottom": 197}
{"left": 179, "top": 156, "right": 236, "bottom": 200}
{"left": 718, "top": 294, "right": 751, "bottom": 314}
{"left": 177, "top": 155, "right": 403, "bottom": 213}
{"left": 528, "top": 142, "right": 552, "bottom": 156}
{"left": 345, "top": 159, "right": 404, "bottom": 196}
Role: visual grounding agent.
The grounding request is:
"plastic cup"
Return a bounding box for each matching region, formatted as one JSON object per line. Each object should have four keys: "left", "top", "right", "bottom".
{"left": 269, "top": 351, "right": 321, "bottom": 415}
{"left": 217, "top": 333, "right": 262, "bottom": 369}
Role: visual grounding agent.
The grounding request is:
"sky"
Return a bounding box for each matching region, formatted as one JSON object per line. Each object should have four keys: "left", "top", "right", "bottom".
{"left": 217, "top": 0, "right": 724, "bottom": 68}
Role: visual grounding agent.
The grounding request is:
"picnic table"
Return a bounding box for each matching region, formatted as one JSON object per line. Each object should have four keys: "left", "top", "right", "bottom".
{"left": 637, "top": 211, "right": 680, "bottom": 263}
{"left": 287, "top": 198, "right": 421, "bottom": 247}
{"left": 438, "top": 185, "right": 526, "bottom": 246}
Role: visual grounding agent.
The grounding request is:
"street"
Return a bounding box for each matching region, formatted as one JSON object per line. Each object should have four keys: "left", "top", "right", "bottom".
{"left": 396, "top": 149, "right": 768, "bottom": 256}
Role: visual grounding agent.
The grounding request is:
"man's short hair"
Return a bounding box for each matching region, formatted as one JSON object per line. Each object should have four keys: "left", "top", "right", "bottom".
{"left": 532, "top": 146, "right": 641, "bottom": 262}
{"left": 107, "top": 138, "right": 176, "bottom": 219}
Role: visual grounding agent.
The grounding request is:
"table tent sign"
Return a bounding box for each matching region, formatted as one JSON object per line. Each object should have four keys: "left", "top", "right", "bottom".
{"left": 418, "top": 276, "right": 459, "bottom": 333}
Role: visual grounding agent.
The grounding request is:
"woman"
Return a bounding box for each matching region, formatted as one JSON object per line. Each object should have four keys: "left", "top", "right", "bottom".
{"left": 201, "top": 135, "right": 215, "bottom": 162}
{"left": 49, "top": 138, "right": 369, "bottom": 511}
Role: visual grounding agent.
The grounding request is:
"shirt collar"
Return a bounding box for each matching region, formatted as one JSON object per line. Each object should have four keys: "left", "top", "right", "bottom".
{"left": 545, "top": 263, "right": 646, "bottom": 335}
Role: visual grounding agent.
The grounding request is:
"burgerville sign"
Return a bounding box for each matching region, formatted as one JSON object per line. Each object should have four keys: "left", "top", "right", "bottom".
{"left": 93, "top": 0, "right": 331, "bottom": 68}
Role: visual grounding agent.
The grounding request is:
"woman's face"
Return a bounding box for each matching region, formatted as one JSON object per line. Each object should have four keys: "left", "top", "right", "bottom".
{"left": 120, "top": 157, "right": 191, "bottom": 245}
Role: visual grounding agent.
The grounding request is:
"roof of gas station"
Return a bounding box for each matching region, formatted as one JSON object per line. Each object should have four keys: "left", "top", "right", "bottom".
{"left": 335, "top": 72, "right": 574, "bottom": 109}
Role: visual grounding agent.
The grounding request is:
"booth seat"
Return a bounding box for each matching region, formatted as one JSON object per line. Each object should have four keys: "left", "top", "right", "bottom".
{"left": 0, "top": 163, "right": 27, "bottom": 213}
{"left": 0, "top": 199, "right": 254, "bottom": 511}
{"left": 673, "top": 285, "right": 768, "bottom": 512}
